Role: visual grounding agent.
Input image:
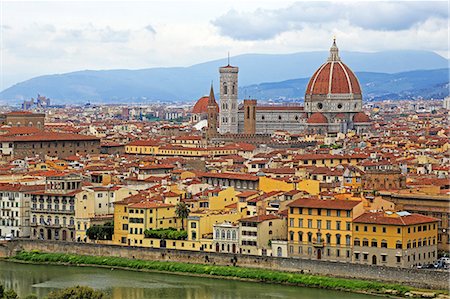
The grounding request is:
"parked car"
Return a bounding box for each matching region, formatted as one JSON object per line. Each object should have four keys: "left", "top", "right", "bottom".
{"left": 4, "top": 234, "right": 13, "bottom": 241}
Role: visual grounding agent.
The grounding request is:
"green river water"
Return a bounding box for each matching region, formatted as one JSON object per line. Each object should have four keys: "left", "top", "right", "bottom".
{"left": 0, "top": 260, "right": 381, "bottom": 299}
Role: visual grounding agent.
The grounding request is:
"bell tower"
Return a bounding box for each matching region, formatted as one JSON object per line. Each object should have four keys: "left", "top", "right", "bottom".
{"left": 219, "top": 56, "right": 238, "bottom": 134}
{"left": 206, "top": 83, "right": 219, "bottom": 139}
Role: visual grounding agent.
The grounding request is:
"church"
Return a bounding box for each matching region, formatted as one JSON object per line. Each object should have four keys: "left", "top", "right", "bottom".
{"left": 191, "top": 39, "right": 371, "bottom": 138}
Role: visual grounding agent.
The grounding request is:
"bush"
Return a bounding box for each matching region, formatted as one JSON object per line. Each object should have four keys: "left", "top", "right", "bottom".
{"left": 24, "top": 295, "right": 38, "bottom": 299}
{"left": 45, "top": 286, "right": 104, "bottom": 299}
{"left": 144, "top": 228, "right": 187, "bottom": 240}
{"left": 4, "top": 289, "right": 18, "bottom": 299}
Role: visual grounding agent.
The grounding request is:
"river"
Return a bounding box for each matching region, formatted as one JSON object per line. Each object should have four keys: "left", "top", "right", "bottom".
{"left": 0, "top": 260, "right": 380, "bottom": 299}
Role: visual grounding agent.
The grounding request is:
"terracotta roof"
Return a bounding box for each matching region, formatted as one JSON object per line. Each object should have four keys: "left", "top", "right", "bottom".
{"left": 287, "top": 198, "right": 362, "bottom": 210}
{"left": 200, "top": 172, "right": 259, "bottom": 181}
{"left": 129, "top": 201, "right": 174, "bottom": 209}
{"left": 353, "top": 112, "right": 371, "bottom": 123}
{"left": 353, "top": 212, "right": 439, "bottom": 226}
{"left": 0, "top": 132, "right": 99, "bottom": 142}
{"left": 307, "top": 112, "right": 328, "bottom": 124}
{"left": 306, "top": 61, "right": 361, "bottom": 95}
{"left": 192, "top": 96, "right": 218, "bottom": 114}
{"left": 239, "top": 214, "right": 279, "bottom": 223}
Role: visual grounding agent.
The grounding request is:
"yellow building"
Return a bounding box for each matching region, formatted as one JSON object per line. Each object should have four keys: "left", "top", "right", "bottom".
{"left": 125, "top": 140, "right": 159, "bottom": 155}
{"left": 75, "top": 186, "right": 137, "bottom": 242}
{"left": 352, "top": 211, "right": 439, "bottom": 268}
{"left": 292, "top": 154, "right": 367, "bottom": 168}
{"left": 287, "top": 198, "right": 364, "bottom": 262}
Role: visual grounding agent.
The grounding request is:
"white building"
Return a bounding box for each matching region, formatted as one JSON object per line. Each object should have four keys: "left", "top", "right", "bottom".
{"left": 213, "top": 221, "right": 239, "bottom": 253}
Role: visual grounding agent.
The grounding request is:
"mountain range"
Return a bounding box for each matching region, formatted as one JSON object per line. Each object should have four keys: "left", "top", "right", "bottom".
{"left": 1, "top": 50, "right": 448, "bottom": 104}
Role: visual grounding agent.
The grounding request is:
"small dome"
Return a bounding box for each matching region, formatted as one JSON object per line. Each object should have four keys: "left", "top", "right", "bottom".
{"left": 335, "top": 113, "right": 346, "bottom": 119}
{"left": 307, "top": 112, "right": 328, "bottom": 124}
{"left": 353, "top": 112, "right": 371, "bottom": 123}
{"left": 192, "top": 96, "right": 218, "bottom": 114}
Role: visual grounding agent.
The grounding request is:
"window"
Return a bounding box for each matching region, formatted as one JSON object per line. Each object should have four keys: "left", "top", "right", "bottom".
{"left": 307, "top": 232, "right": 312, "bottom": 243}
{"left": 396, "top": 256, "right": 401, "bottom": 263}
{"left": 326, "top": 209, "right": 331, "bottom": 216}
{"left": 317, "top": 220, "right": 322, "bottom": 229}
{"left": 381, "top": 255, "right": 387, "bottom": 262}
{"left": 371, "top": 239, "right": 378, "bottom": 247}
{"left": 363, "top": 253, "right": 368, "bottom": 261}
{"left": 336, "top": 210, "right": 341, "bottom": 217}
{"left": 298, "top": 218, "right": 303, "bottom": 228}
{"left": 191, "top": 222, "right": 197, "bottom": 228}
{"left": 346, "top": 222, "right": 351, "bottom": 231}
{"left": 381, "top": 240, "right": 388, "bottom": 248}
{"left": 298, "top": 231, "right": 303, "bottom": 242}
{"left": 336, "top": 234, "right": 341, "bottom": 245}
{"left": 336, "top": 221, "right": 341, "bottom": 230}
{"left": 372, "top": 226, "right": 376, "bottom": 233}
{"left": 346, "top": 235, "right": 351, "bottom": 246}
{"left": 382, "top": 227, "right": 387, "bottom": 233}
{"left": 289, "top": 231, "right": 294, "bottom": 241}
{"left": 326, "top": 220, "right": 331, "bottom": 230}
{"left": 396, "top": 241, "right": 402, "bottom": 249}
{"left": 355, "top": 225, "right": 359, "bottom": 232}
{"left": 362, "top": 238, "right": 369, "bottom": 246}
{"left": 355, "top": 252, "right": 360, "bottom": 260}
{"left": 346, "top": 211, "right": 351, "bottom": 217}
{"left": 307, "top": 219, "right": 312, "bottom": 228}
{"left": 308, "top": 208, "right": 312, "bottom": 215}
{"left": 397, "top": 228, "right": 401, "bottom": 234}
{"left": 354, "top": 238, "right": 360, "bottom": 246}
{"left": 364, "top": 226, "right": 368, "bottom": 232}
{"left": 289, "top": 218, "right": 294, "bottom": 227}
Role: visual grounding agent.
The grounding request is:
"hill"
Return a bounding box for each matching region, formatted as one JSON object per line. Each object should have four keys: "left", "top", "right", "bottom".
{"left": 0, "top": 50, "right": 448, "bottom": 104}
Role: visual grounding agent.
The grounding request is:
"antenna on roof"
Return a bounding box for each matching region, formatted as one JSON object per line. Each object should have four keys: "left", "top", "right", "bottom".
{"left": 227, "top": 51, "right": 230, "bottom": 66}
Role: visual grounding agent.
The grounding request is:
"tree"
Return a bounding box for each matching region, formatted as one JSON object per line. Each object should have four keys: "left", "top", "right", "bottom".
{"left": 175, "top": 202, "right": 190, "bottom": 230}
{"left": 86, "top": 222, "right": 114, "bottom": 241}
{"left": 24, "top": 295, "right": 38, "bottom": 299}
{"left": 45, "top": 286, "right": 105, "bottom": 299}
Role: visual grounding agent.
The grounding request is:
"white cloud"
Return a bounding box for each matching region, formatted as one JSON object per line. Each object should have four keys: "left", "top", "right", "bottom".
{"left": 0, "top": 0, "right": 448, "bottom": 91}
{"left": 212, "top": 1, "right": 449, "bottom": 40}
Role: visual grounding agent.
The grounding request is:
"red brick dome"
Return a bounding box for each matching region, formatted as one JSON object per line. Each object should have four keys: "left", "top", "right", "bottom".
{"left": 192, "top": 96, "right": 218, "bottom": 114}
{"left": 307, "top": 112, "right": 328, "bottom": 124}
{"left": 306, "top": 40, "right": 361, "bottom": 96}
{"left": 353, "top": 112, "right": 370, "bottom": 123}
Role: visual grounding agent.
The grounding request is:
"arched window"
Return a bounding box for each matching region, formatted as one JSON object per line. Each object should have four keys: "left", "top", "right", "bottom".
{"left": 336, "top": 234, "right": 341, "bottom": 245}
{"left": 232, "top": 84, "right": 236, "bottom": 95}
{"left": 307, "top": 232, "right": 312, "bottom": 243}
{"left": 247, "top": 106, "right": 250, "bottom": 119}
{"left": 69, "top": 217, "right": 74, "bottom": 226}
{"left": 354, "top": 238, "right": 360, "bottom": 246}
{"left": 298, "top": 231, "right": 303, "bottom": 242}
{"left": 232, "top": 230, "right": 236, "bottom": 240}
{"left": 215, "top": 229, "right": 220, "bottom": 239}
{"left": 289, "top": 231, "right": 294, "bottom": 241}
{"left": 381, "top": 239, "right": 388, "bottom": 248}
{"left": 55, "top": 216, "right": 59, "bottom": 225}
{"left": 326, "top": 233, "right": 331, "bottom": 244}
{"left": 226, "top": 230, "right": 231, "bottom": 240}
{"left": 223, "top": 83, "right": 228, "bottom": 95}
{"left": 346, "top": 235, "right": 351, "bottom": 246}
{"left": 32, "top": 215, "right": 37, "bottom": 223}
{"left": 221, "top": 229, "right": 225, "bottom": 239}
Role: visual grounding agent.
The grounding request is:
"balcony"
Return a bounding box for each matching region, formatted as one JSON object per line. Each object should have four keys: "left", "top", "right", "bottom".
{"left": 312, "top": 238, "right": 324, "bottom": 247}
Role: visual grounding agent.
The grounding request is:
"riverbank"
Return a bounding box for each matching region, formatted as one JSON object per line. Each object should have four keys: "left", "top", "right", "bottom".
{"left": 9, "top": 251, "right": 449, "bottom": 298}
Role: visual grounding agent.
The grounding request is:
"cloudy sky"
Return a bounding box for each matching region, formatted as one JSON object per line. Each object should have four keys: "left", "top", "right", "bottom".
{"left": 1, "top": 0, "right": 448, "bottom": 90}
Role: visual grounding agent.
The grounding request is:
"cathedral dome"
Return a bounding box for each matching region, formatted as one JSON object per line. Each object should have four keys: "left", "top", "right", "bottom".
{"left": 192, "top": 96, "right": 218, "bottom": 114}
{"left": 353, "top": 112, "right": 370, "bottom": 123}
{"left": 307, "top": 112, "right": 328, "bottom": 124}
{"left": 305, "top": 39, "right": 361, "bottom": 97}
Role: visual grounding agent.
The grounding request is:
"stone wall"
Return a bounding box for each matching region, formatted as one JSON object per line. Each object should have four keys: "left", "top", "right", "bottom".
{"left": 1, "top": 240, "right": 448, "bottom": 290}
